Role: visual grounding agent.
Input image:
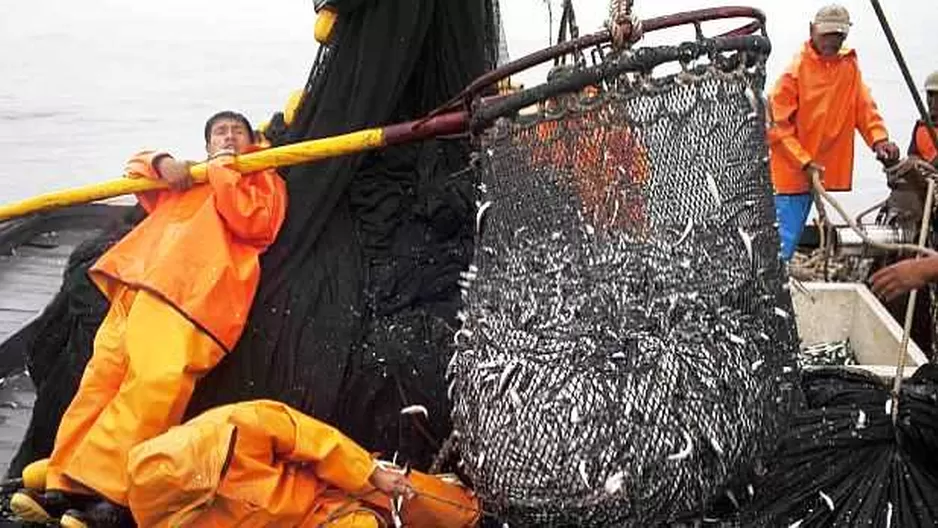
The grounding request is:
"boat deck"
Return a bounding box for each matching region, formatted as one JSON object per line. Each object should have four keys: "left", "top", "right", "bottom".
{"left": 0, "top": 205, "right": 130, "bottom": 479}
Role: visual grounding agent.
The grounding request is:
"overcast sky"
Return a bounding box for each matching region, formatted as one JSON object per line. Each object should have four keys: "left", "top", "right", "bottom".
{"left": 0, "top": 0, "right": 934, "bottom": 211}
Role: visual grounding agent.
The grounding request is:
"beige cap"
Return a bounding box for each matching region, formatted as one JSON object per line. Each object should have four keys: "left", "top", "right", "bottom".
{"left": 813, "top": 4, "right": 852, "bottom": 35}
{"left": 926, "top": 71, "right": 938, "bottom": 92}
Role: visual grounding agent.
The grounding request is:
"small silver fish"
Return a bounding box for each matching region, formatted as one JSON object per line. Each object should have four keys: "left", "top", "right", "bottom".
{"left": 668, "top": 431, "right": 694, "bottom": 461}
{"left": 819, "top": 490, "right": 834, "bottom": 512}
{"left": 705, "top": 172, "right": 722, "bottom": 205}
{"left": 400, "top": 405, "right": 429, "bottom": 419}
{"left": 604, "top": 471, "right": 626, "bottom": 495}
{"left": 674, "top": 218, "right": 694, "bottom": 248}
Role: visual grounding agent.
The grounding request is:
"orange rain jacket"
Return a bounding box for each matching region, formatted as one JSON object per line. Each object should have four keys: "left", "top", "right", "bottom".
{"left": 126, "top": 400, "right": 481, "bottom": 527}
{"left": 532, "top": 110, "right": 650, "bottom": 232}
{"left": 89, "top": 150, "right": 287, "bottom": 350}
{"left": 768, "top": 42, "right": 890, "bottom": 194}
{"left": 909, "top": 121, "right": 938, "bottom": 163}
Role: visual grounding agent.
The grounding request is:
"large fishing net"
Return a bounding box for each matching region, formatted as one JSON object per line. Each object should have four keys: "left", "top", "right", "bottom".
{"left": 449, "top": 33, "right": 801, "bottom": 525}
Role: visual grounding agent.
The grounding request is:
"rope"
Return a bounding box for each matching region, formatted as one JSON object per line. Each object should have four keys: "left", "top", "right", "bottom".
{"left": 314, "top": 471, "right": 494, "bottom": 527}
{"left": 428, "top": 431, "right": 459, "bottom": 475}
{"left": 890, "top": 175, "right": 937, "bottom": 425}
{"left": 608, "top": 0, "right": 642, "bottom": 50}
{"left": 809, "top": 171, "right": 938, "bottom": 258}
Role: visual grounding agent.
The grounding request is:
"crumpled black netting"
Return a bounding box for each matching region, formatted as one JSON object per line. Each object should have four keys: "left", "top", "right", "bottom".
{"left": 733, "top": 366, "right": 938, "bottom": 527}
{"left": 186, "top": 0, "right": 501, "bottom": 471}
{"left": 2, "top": 207, "right": 144, "bottom": 478}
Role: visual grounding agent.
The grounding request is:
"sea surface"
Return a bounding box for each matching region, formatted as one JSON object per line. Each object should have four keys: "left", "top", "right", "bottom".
{"left": 0, "top": 0, "right": 934, "bottom": 218}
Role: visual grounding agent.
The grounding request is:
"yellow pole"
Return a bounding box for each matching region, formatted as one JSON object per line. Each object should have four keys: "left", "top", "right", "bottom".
{"left": 0, "top": 128, "right": 385, "bottom": 222}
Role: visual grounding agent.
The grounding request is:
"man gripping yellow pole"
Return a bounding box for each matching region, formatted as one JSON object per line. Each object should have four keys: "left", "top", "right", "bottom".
{"left": 0, "top": 110, "right": 469, "bottom": 223}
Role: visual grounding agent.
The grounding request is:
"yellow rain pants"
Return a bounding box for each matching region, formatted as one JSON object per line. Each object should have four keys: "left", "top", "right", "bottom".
{"left": 46, "top": 285, "right": 224, "bottom": 506}
{"left": 126, "top": 400, "right": 480, "bottom": 527}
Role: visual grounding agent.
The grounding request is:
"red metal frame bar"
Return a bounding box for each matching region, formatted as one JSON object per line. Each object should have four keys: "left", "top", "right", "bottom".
{"left": 428, "top": 6, "right": 766, "bottom": 118}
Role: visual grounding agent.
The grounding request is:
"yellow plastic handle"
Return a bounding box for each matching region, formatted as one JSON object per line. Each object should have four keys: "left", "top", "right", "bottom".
{"left": 0, "top": 128, "right": 385, "bottom": 222}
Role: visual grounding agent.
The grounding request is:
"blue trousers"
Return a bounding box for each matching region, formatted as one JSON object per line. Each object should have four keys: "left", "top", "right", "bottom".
{"left": 775, "top": 193, "right": 813, "bottom": 261}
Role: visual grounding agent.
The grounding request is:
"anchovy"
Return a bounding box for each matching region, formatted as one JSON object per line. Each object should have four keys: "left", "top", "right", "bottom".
{"left": 710, "top": 437, "right": 724, "bottom": 457}
{"left": 737, "top": 227, "right": 754, "bottom": 265}
{"left": 498, "top": 362, "right": 520, "bottom": 395}
{"left": 453, "top": 328, "right": 473, "bottom": 345}
{"left": 744, "top": 86, "right": 760, "bottom": 120}
{"left": 674, "top": 218, "right": 694, "bottom": 248}
{"left": 725, "top": 490, "right": 739, "bottom": 509}
{"left": 668, "top": 431, "right": 694, "bottom": 461}
{"left": 819, "top": 490, "right": 834, "bottom": 512}
{"left": 476, "top": 201, "right": 492, "bottom": 235}
{"left": 705, "top": 172, "right": 722, "bottom": 205}
{"left": 578, "top": 459, "right": 590, "bottom": 487}
{"left": 446, "top": 351, "right": 461, "bottom": 378}
{"left": 604, "top": 471, "right": 626, "bottom": 495}
{"left": 856, "top": 409, "right": 867, "bottom": 430}
{"left": 400, "top": 405, "right": 429, "bottom": 419}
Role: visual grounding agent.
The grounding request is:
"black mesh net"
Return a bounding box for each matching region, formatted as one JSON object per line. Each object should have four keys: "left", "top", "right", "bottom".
{"left": 449, "top": 36, "right": 801, "bottom": 525}
{"left": 741, "top": 366, "right": 938, "bottom": 527}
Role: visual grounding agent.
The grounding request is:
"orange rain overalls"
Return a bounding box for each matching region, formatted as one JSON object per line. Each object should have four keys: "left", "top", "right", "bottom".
{"left": 126, "top": 400, "right": 481, "bottom": 528}
{"left": 767, "top": 42, "right": 890, "bottom": 195}
{"left": 45, "top": 150, "right": 287, "bottom": 507}
{"left": 909, "top": 120, "right": 938, "bottom": 164}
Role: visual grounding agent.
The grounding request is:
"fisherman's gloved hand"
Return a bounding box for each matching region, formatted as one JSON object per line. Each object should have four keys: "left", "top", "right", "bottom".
{"left": 155, "top": 156, "right": 194, "bottom": 191}
{"left": 873, "top": 140, "right": 901, "bottom": 164}
{"left": 369, "top": 464, "right": 415, "bottom": 499}
{"left": 802, "top": 161, "right": 825, "bottom": 187}
{"left": 884, "top": 155, "right": 934, "bottom": 190}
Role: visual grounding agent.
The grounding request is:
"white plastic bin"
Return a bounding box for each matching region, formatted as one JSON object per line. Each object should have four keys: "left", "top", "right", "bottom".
{"left": 790, "top": 282, "right": 929, "bottom": 379}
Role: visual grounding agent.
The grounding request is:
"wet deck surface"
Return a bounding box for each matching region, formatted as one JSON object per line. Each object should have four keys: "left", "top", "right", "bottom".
{"left": 0, "top": 225, "right": 107, "bottom": 478}
{"left": 0, "top": 230, "right": 92, "bottom": 345}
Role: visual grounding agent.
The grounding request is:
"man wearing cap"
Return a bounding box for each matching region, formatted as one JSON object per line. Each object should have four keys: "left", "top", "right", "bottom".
{"left": 768, "top": 4, "right": 901, "bottom": 261}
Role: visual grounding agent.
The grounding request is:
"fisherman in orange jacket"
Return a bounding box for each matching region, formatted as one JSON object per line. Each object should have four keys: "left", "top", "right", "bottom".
{"left": 117, "top": 399, "right": 479, "bottom": 527}
{"left": 10, "top": 110, "right": 288, "bottom": 527}
{"left": 768, "top": 4, "right": 900, "bottom": 261}
{"left": 867, "top": 73, "right": 938, "bottom": 305}
{"left": 907, "top": 71, "right": 938, "bottom": 166}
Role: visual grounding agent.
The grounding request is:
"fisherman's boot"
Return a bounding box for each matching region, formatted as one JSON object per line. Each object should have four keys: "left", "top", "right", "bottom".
{"left": 59, "top": 500, "right": 134, "bottom": 528}
{"left": 9, "top": 489, "right": 94, "bottom": 524}
{"left": 21, "top": 458, "right": 50, "bottom": 490}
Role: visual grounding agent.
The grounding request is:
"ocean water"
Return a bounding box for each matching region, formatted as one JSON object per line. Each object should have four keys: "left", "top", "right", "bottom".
{"left": 1, "top": 0, "right": 934, "bottom": 217}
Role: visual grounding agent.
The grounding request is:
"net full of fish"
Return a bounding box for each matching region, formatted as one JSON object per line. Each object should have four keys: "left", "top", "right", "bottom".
{"left": 449, "top": 38, "right": 801, "bottom": 526}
